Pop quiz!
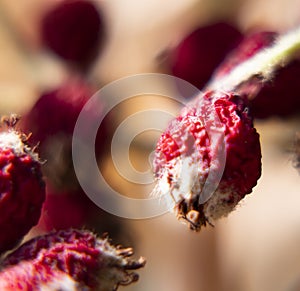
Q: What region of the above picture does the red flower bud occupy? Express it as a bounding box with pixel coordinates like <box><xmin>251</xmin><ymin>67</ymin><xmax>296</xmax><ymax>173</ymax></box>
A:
<box><xmin>0</xmin><ymin>116</ymin><xmax>45</xmax><ymax>254</ymax></box>
<box><xmin>153</xmin><ymin>91</ymin><xmax>261</xmax><ymax>230</ymax></box>
<box><xmin>0</xmin><ymin>229</ymin><xmax>146</xmax><ymax>290</ymax></box>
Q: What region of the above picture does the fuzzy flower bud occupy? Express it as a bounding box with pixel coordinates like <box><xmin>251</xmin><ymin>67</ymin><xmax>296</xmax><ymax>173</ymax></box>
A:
<box><xmin>41</xmin><ymin>0</ymin><xmax>105</xmax><ymax>71</ymax></box>
<box><xmin>21</xmin><ymin>78</ymin><xmax>108</xmax><ymax>190</ymax></box>
<box><xmin>153</xmin><ymin>91</ymin><xmax>261</xmax><ymax>230</ymax></box>
<box><xmin>0</xmin><ymin>115</ymin><xmax>45</xmax><ymax>254</ymax></box>
<box><xmin>0</xmin><ymin>229</ymin><xmax>146</xmax><ymax>290</ymax></box>
<box><xmin>170</xmin><ymin>22</ymin><xmax>242</xmax><ymax>90</ymax></box>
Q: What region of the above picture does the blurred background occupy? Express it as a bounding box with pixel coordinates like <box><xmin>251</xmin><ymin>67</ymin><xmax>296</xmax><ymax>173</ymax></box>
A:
<box><xmin>0</xmin><ymin>0</ymin><xmax>300</xmax><ymax>290</ymax></box>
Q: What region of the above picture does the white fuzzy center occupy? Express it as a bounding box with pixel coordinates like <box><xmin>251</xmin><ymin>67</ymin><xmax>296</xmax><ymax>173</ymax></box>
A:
<box><xmin>152</xmin><ymin>156</ymin><xmax>201</xmax><ymax>211</ymax></box>
<box><xmin>0</xmin><ymin>131</ymin><xmax>24</xmax><ymax>155</ymax></box>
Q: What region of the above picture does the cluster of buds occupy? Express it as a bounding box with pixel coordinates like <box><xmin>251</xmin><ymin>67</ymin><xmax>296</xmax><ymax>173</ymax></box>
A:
<box><xmin>168</xmin><ymin>22</ymin><xmax>300</xmax><ymax>118</ymax></box>
<box><xmin>0</xmin><ymin>116</ymin><xmax>145</xmax><ymax>290</ymax></box>
<box><xmin>153</xmin><ymin>24</ymin><xmax>300</xmax><ymax>230</ymax></box>
<box><xmin>20</xmin><ymin>0</ymin><xmax>118</xmax><ymax>237</ymax></box>
<box><xmin>0</xmin><ymin>4</ymin><xmax>145</xmax><ymax>288</ymax></box>
<box><xmin>1</xmin><ymin>2</ymin><xmax>300</xmax><ymax>288</ymax></box>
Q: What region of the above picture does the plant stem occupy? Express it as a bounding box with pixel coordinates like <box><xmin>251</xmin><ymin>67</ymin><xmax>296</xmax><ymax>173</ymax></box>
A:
<box><xmin>207</xmin><ymin>26</ymin><xmax>300</xmax><ymax>92</ymax></box>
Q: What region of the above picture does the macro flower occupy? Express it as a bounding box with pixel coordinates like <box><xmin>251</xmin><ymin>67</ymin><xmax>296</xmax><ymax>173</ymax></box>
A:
<box><xmin>153</xmin><ymin>91</ymin><xmax>261</xmax><ymax>230</ymax></box>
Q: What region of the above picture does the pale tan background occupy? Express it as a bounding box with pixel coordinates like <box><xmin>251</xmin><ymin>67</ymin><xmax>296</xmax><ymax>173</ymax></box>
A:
<box><xmin>0</xmin><ymin>1</ymin><xmax>300</xmax><ymax>291</ymax></box>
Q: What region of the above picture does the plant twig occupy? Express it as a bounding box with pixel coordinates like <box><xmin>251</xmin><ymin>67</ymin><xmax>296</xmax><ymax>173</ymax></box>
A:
<box><xmin>207</xmin><ymin>26</ymin><xmax>300</xmax><ymax>92</ymax></box>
